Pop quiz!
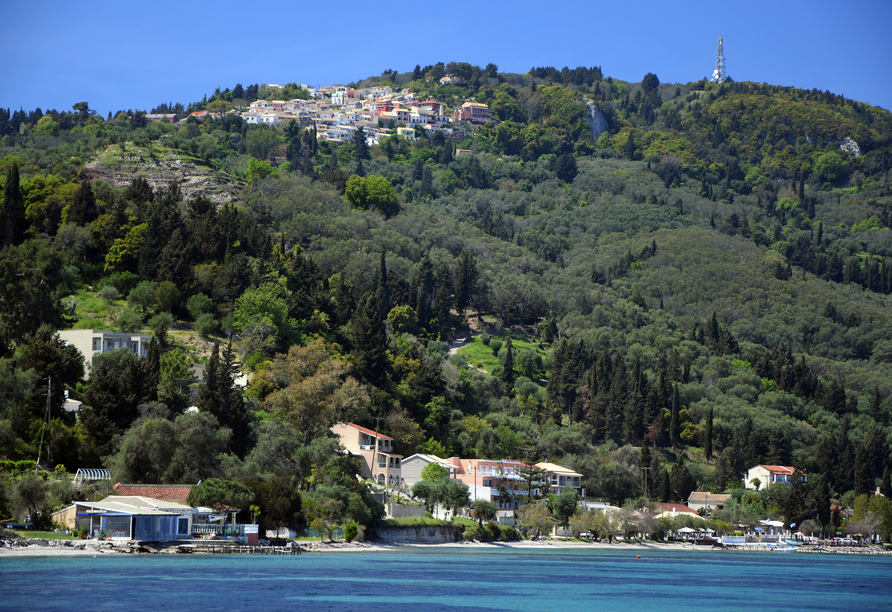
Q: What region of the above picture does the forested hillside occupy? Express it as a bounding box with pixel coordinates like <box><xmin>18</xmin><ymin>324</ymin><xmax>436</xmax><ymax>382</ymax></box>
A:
<box><xmin>1</xmin><ymin>62</ymin><xmax>891</xmax><ymax>536</ymax></box>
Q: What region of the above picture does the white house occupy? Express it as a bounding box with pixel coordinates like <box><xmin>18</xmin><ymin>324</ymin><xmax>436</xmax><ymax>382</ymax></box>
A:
<box><xmin>401</xmin><ymin>453</ymin><xmax>459</xmax><ymax>488</ymax></box>
<box><xmin>57</xmin><ymin>329</ymin><xmax>150</xmax><ymax>378</ymax></box>
<box><xmin>745</xmin><ymin>465</ymin><xmax>802</xmax><ymax>490</ymax></box>
<box><xmin>535</xmin><ymin>462</ymin><xmax>583</xmax><ymax>496</ymax></box>
<box><xmin>687</xmin><ymin>492</ymin><xmax>731</xmax><ymax>513</ymax></box>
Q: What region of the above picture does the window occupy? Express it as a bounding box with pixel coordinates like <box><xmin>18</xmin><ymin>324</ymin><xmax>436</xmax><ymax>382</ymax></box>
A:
<box><xmin>379</xmin><ymin>456</ymin><xmax>386</xmax><ymax>467</ymax></box>
<box><xmin>178</xmin><ymin>517</ymin><xmax>190</xmax><ymax>535</ymax></box>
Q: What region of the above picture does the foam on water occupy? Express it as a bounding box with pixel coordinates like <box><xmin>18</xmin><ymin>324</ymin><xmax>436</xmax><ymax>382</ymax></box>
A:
<box><xmin>2</xmin><ymin>548</ymin><xmax>890</xmax><ymax>611</ymax></box>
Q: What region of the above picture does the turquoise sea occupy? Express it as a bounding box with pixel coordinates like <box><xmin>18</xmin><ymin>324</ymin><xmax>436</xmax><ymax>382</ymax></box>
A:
<box><xmin>1</xmin><ymin>548</ymin><xmax>890</xmax><ymax>611</ymax></box>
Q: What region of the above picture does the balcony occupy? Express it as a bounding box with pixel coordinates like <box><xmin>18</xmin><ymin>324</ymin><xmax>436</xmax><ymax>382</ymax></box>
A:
<box><xmin>192</xmin><ymin>524</ymin><xmax>245</xmax><ymax>538</ymax></box>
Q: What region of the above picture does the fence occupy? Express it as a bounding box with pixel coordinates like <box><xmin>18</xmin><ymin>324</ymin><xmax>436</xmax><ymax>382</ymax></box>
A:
<box><xmin>192</xmin><ymin>524</ymin><xmax>245</xmax><ymax>537</ymax></box>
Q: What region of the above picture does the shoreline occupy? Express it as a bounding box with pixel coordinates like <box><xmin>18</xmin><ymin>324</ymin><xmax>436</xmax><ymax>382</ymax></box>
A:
<box><xmin>2</xmin><ymin>537</ymin><xmax>887</xmax><ymax>558</ymax></box>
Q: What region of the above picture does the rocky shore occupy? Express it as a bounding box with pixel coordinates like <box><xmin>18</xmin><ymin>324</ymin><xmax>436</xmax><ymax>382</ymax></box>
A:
<box><xmin>2</xmin><ymin>534</ymin><xmax>888</xmax><ymax>557</ymax></box>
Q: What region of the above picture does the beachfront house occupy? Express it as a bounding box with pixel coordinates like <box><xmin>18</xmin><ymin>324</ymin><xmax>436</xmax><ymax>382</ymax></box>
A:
<box><xmin>686</xmin><ymin>492</ymin><xmax>731</xmax><ymax>514</ymax></box>
<box><xmin>535</xmin><ymin>462</ymin><xmax>583</xmax><ymax>497</ymax></box>
<box><xmin>52</xmin><ymin>496</ymin><xmax>193</xmax><ymax>541</ymax></box>
<box><xmin>401</xmin><ymin>454</ymin><xmax>459</xmax><ymax>488</ymax></box>
<box><xmin>331</xmin><ymin>422</ymin><xmax>403</xmax><ymax>487</ymax></box>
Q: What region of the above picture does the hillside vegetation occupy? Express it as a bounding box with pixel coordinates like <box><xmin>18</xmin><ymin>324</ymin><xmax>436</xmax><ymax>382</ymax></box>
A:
<box><xmin>1</xmin><ymin>62</ymin><xmax>891</xmax><ymax>537</ymax></box>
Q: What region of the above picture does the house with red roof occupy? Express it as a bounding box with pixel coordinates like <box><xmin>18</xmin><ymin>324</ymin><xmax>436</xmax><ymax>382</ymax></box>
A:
<box><xmin>331</xmin><ymin>422</ymin><xmax>402</xmax><ymax>487</ymax></box>
<box><xmin>745</xmin><ymin>465</ymin><xmax>804</xmax><ymax>490</ymax></box>
<box><xmin>113</xmin><ymin>483</ymin><xmax>194</xmax><ymax>503</ymax></box>
<box><xmin>653</xmin><ymin>502</ymin><xmax>700</xmax><ymax>518</ymax></box>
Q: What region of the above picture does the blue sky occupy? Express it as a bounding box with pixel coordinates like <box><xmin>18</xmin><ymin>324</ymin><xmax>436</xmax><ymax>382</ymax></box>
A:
<box><xmin>2</xmin><ymin>0</ymin><xmax>891</xmax><ymax>115</ymax></box>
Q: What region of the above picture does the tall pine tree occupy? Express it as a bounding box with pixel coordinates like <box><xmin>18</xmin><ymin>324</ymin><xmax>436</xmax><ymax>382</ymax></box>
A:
<box><xmin>196</xmin><ymin>341</ymin><xmax>251</xmax><ymax>457</ymax></box>
<box><xmin>1</xmin><ymin>162</ymin><xmax>23</xmax><ymax>247</ymax></box>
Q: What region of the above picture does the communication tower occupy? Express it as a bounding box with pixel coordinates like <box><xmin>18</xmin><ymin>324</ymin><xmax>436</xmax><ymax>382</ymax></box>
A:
<box><xmin>712</xmin><ymin>35</ymin><xmax>727</xmax><ymax>83</ymax></box>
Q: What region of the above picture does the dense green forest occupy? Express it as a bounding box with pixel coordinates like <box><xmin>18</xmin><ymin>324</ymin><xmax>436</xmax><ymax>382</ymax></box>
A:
<box><xmin>1</xmin><ymin>62</ymin><xmax>891</xmax><ymax>538</ymax></box>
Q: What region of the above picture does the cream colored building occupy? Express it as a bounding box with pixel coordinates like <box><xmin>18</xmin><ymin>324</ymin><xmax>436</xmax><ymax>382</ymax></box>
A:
<box><xmin>535</xmin><ymin>462</ymin><xmax>583</xmax><ymax>496</ymax></box>
<box><xmin>331</xmin><ymin>422</ymin><xmax>402</xmax><ymax>487</ymax></box>
<box><xmin>57</xmin><ymin>329</ymin><xmax>150</xmax><ymax>378</ymax></box>
<box><xmin>745</xmin><ymin>465</ymin><xmax>802</xmax><ymax>490</ymax></box>
<box><xmin>687</xmin><ymin>492</ymin><xmax>731</xmax><ymax>513</ymax></box>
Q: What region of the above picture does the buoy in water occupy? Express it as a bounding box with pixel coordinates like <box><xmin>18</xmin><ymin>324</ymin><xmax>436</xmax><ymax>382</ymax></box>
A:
<box><xmin>636</xmin><ymin>555</ymin><xmax>641</xmax><ymax>558</ymax></box>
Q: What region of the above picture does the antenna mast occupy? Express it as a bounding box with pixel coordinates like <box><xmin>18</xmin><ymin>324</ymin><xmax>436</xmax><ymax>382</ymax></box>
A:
<box><xmin>36</xmin><ymin>375</ymin><xmax>51</xmax><ymax>474</ymax></box>
<box><xmin>712</xmin><ymin>35</ymin><xmax>727</xmax><ymax>83</ymax></box>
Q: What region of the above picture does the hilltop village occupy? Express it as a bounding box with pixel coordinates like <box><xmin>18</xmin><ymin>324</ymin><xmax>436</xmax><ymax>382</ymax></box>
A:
<box><xmin>148</xmin><ymin>78</ymin><xmax>489</xmax><ymax>147</ymax></box>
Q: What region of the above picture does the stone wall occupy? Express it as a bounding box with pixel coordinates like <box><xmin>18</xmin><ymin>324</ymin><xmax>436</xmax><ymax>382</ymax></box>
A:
<box><xmin>386</xmin><ymin>504</ymin><xmax>426</xmax><ymax>518</ymax></box>
<box><xmin>374</xmin><ymin>525</ymin><xmax>462</xmax><ymax>544</ymax></box>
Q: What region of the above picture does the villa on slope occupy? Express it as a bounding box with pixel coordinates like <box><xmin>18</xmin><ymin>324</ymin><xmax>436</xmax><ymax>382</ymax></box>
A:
<box><xmin>745</xmin><ymin>465</ymin><xmax>804</xmax><ymax>490</ymax></box>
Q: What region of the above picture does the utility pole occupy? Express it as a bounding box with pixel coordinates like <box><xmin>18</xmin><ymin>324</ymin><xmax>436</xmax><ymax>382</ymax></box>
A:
<box><xmin>371</xmin><ymin>415</ymin><xmax>384</xmax><ymax>498</ymax></box>
<box><xmin>36</xmin><ymin>376</ymin><xmax>51</xmax><ymax>475</ymax></box>
<box><xmin>642</xmin><ymin>467</ymin><xmax>651</xmax><ymax>512</ymax></box>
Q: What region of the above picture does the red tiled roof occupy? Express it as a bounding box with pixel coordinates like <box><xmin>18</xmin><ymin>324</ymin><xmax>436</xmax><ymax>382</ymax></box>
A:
<box><xmin>758</xmin><ymin>465</ymin><xmax>797</xmax><ymax>475</ymax></box>
<box><xmin>113</xmin><ymin>483</ymin><xmax>194</xmax><ymax>500</ymax></box>
<box><xmin>378</xmin><ymin>451</ymin><xmax>404</xmax><ymax>458</ymax></box>
<box><xmin>343</xmin><ymin>423</ymin><xmax>393</xmax><ymax>440</ymax></box>
<box><xmin>654</xmin><ymin>502</ymin><xmax>699</xmax><ymax>515</ymax></box>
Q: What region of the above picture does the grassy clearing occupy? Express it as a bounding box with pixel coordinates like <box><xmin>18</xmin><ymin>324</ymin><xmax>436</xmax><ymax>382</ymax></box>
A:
<box><xmin>458</xmin><ymin>329</ymin><xmax>551</xmax><ymax>375</ymax></box>
<box><xmin>16</xmin><ymin>531</ymin><xmax>78</xmax><ymax>540</ymax></box>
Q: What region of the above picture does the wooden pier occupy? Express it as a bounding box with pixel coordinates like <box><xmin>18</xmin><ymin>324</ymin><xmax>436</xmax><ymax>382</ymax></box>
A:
<box><xmin>185</xmin><ymin>543</ymin><xmax>304</xmax><ymax>555</ymax></box>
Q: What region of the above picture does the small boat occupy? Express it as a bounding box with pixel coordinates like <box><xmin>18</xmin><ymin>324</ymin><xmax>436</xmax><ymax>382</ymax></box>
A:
<box><xmin>772</xmin><ymin>545</ymin><xmax>798</xmax><ymax>552</ymax></box>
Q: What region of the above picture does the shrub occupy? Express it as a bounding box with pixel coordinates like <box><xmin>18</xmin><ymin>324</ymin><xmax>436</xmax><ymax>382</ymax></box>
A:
<box><xmin>127</xmin><ymin>281</ymin><xmax>156</xmax><ymax>315</ymax></box>
<box><xmin>194</xmin><ymin>313</ymin><xmax>219</xmax><ymax>339</ymax></box>
<box><xmin>186</xmin><ymin>292</ymin><xmax>215</xmax><ymax>321</ymax></box>
<box><xmin>117</xmin><ymin>310</ymin><xmax>143</xmax><ymax>332</ymax></box>
<box><xmin>148</xmin><ymin>312</ymin><xmax>174</xmax><ymax>345</ymax></box>
<box><xmin>104</xmin><ymin>271</ymin><xmax>140</xmax><ymax>296</ymax></box>
<box><xmin>344</xmin><ymin>522</ymin><xmax>358</xmax><ymax>542</ymax></box>
<box><xmin>489</xmin><ymin>338</ymin><xmax>503</xmax><ymax>356</ymax></box>
<box><xmin>99</xmin><ymin>285</ymin><xmax>119</xmax><ymax>302</ymax></box>
<box><xmin>155</xmin><ymin>281</ymin><xmax>181</xmax><ymax>314</ymax></box>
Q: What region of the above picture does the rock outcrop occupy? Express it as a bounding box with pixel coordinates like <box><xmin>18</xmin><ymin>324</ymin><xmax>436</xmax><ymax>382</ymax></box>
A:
<box><xmin>585</xmin><ymin>100</ymin><xmax>609</xmax><ymax>141</ymax></box>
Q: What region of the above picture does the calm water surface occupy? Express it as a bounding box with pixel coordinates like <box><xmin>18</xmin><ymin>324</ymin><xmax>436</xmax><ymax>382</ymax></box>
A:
<box><xmin>1</xmin><ymin>548</ymin><xmax>890</xmax><ymax>611</ymax></box>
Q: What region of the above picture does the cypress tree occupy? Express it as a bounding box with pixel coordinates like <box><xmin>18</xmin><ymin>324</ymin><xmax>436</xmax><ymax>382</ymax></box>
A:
<box><xmin>454</xmin><ymin>250</ymin><xmax>478</xmax><ymax>315</ymax></box>
<box><xmin>350</xmin><ymin>292</ymin><xmax>388</xmax><ymax>386</ymax></box>
<box><xmin>68</xmin><ymin>180</ymin><xmax>98</xmax><ymax>226</ymax></box>
<box><xmin>880</xmin><ymin>465</ymin><xmax>892</xmax><ymax>499</ymax></box>
<box><xmin>704</xmin><ymin>407</ymin><xmax>714</xmax><ymax>463</ymax></box>
<box><xmin>853</xmin><ymin>445</ymin><xmax>871</xmax><ymax>497</ymax></box>
<box><xmin>658</xmin><ymin>468</ymin><xmax>671</xmax><ymax>503</ymax></box>
<box><xmin>1</xmin><ymin>162</ymin><xmax>23</xmax><ymax>247</ymax></box>
<box><xmin>500</xmin><ymin>338</ymin><xmax>516</xmax><ymax>392</ymax></box>
<box><xmin>669</xmin><ymin>383</ymin><xmax>680</xmax><ymax>446</ymax></box>
<box><xmin>196</xmin><ymin>341</ymin><xmax>250</xmax><ymax>457</ymax></box>
<box><xmin>352</xmin><ymin>126</ymin><xmax>370</xmax><ymax>161</ymax></box>
<box><xmin>143</xmin><ymin>337</ymin><xmax>161</xmax><ymax>403</ymax></box>
<box><xmin>375</xmin><ymin>250</ymin><xmax>389</xmax><ymax>315</ymax></box>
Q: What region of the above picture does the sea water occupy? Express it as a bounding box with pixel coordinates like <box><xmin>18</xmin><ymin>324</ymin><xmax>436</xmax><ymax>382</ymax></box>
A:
<box><xmin>1</xmin><ymin>548</ymin><xmax>890</xmax><ymax>611</ymax></box>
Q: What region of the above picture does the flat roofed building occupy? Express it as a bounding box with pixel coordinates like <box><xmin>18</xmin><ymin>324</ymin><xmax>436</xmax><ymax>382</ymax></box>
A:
<box><xmin>57</xmin><ymin>329</ymin><xmax>150</xmax><ymax>378</ymax></box>
<box><xmin>535</xmin><ymin>462</ymin><xmax>583</xmax><ymax>496</ymax></box>
<box><xmin>52</xmin><ymin>495</ymin><xmax>193</xmax><ymax>541</ymax></box>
